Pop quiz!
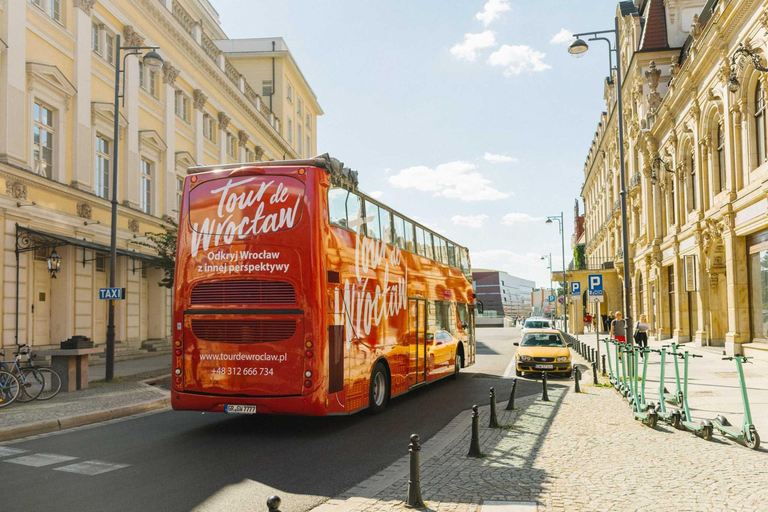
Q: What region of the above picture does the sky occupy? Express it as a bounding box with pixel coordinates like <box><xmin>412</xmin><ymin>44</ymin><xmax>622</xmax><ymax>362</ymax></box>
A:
<box><xmin>214</xmin><ymin>0</ymin><xmax>621</xmax><ymax>289</ymax></box>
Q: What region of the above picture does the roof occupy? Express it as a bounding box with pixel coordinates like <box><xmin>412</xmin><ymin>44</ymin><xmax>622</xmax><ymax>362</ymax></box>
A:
<box><xmin>619</xmin><ymin>1</ymin><xmax>639</xmax><ymax>17</ymax></box>
<box><xmin>639</xmin><ymin>0</ymin><xmax>669</xmax><ymax>50</ymax></box>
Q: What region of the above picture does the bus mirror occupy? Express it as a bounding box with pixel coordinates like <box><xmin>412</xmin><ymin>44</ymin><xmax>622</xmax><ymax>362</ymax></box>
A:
<box><xmin>513</xmin><ymin>342</ymin><xmax>519</xmax><ymax>346</ymax></box>
<box><xmin>476</xmin><ymin>301</ymin><xmax>484</xmax><ymax>315</ymax></box>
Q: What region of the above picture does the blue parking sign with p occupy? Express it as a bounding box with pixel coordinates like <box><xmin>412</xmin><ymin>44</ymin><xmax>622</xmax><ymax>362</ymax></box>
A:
<box><xmin>571</xmin><ymin>282</ymin><xmax>581</xmax><ymax>296</ymax></box>
<box><xmin>588</xmin><ymin>274</ymin><xmax>603</xmax><ymax>295</ymax></box>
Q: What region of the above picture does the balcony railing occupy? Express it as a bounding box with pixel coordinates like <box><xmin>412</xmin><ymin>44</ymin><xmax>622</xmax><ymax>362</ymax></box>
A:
<box><xmin>169</xmin><ymin>0</ymin><xmax>283</xmax><ymax>139</ymax></box>
<box><xmin>629</xmin><ymin>172</ymin><xmax>641</xmax><ymax>190</ymax></box>
<box><xmin>575</xmin><ymin>257</ymin><xmax>614</xmax><ymax>271</ymax></box>
<box><xmin>613</xmin><ymin>198</ymin><xmax>621</xmax><ymax>214</ymax></box>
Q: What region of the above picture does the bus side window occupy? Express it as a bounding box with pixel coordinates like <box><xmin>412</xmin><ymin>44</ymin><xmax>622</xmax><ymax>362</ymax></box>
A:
<box><xmin>364</xmin><ymin>200</ymin><xmax>382</xmax><ymax>241</ymax></box>
<box><xmin>328</xmin><ymin>187</ymin><xmax>348</xmax><ymax>229</ymax></box>
<box><xmin>381</xmin><ymin>208</ymin><xmax>394</xmax><ymax>245</ymax></box>
<box><xmin>415</xmin><ymin>226</ymin><xmax>427</xmax><ymax>257</ymax></box>
<box><xmin>456</xmin><ymin>248</ymin><xmax>463</xmax><ymax>271</ymax></box>
<box><xmin>393</xmin><ymin>214</ymin><xmax>406</xmax><ymax>250</ymax></box>
<box><xmin>403</xmin><ymin>219</ymin><xmax>415</xmax><ymax>252</ymax></box>
<box><xmin>457</xmin><ymin>303</ymin><xmax>469</xmax><ymax>332</ymax></box>
<box><xmin>424</xmin><ymin>232</ymin><xmax>435</xmax><ymax>260</ymax></box>
<box><xmin>434</xmin><ymin>237</ymin><xmax>446</xmax><ymax>264</ymax></box>
<box><xmin>347</xmin><ymin>192</ymin><xmax>365</xmax><ymax>236</ymax></box>
<box><xmin>447</xmin><ymin>242</ymin><xmax>456</xmax><ymax>267</ymax></box>
<box><xmin>460</xmin><ymin>248</ymin><xmax>472</xmax><ymax>278</ymax></box>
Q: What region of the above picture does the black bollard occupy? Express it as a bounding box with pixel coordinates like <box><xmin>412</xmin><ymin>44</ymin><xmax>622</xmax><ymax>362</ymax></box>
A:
<box><xmin>506</xmin><ymin>378</ymin><xmax>517</xmax><ymax>411</ymax></box>
<box><xmin>489</xmin><ymin>387</ymin><xmax>500</xmax><ymax>428</ymax></box>
<box><xmin>267</xmin><ymin>496</ymin><xmax>281</xmax><ymax>512</ymax></box>
<box><xmin>592</xmin><ymin>362</ymin><xmax>598</xmax><ymax>385</ymax></box>
<box><xmin>592</xmin><ymin>347</ymin><xmax>596</xmax><ymax>363</ymax></box>
<box><xmin>602</xmin><ymin>354</ymin><xmax>607</xmax><ymax>376</ymax></box>
<box><xmin>574</xmin><ymin>366</ymin><xmax>581</xmax><ymax>393</ymax></box>
<box><xmin>405</xmin><ymin>434</ymin><xmax>425</xmax><ymax>508</ymax></box>
<box><xmin>542</xmin><ymin>371</ymin><xmax>549</xmax><ymax>401</ymax></box>
<box><xmin>468</xmin><ymin>405</ymin><xmax>482</xmax><ymax>457</ymax></box>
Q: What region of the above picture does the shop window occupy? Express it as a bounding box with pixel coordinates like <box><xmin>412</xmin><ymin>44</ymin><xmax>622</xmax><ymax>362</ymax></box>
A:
<box><xmin>749</xmin><ymin>248</ymin><xmax>768</xmax><ymax>339</ymax></box>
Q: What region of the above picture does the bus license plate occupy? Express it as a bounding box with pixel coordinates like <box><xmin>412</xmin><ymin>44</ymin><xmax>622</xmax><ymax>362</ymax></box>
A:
<box><xmin>535</xmin><ymin>364</ymin><xmax>554</xmax><ymax>370</ymax></box>
<box><xmin>225</xmin><ymin>405</ymin><xmax>257</xmax><ymax>414</ymax></box>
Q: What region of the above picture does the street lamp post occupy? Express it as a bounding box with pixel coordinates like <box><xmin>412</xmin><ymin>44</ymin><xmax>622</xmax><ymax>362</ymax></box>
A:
<box><xmin>568</xmin><ymin>18</ymin><xmax>633</xmax><ymax>344</ymax></box>
<box><xmin>546</xmin><ymin>213</ymin><xmax>567</xmax><ymax>333</ymax></box>
<box><xmin>106</xmin><ymin>35</ymin><xmax>163</xmax><ymax>381</ymax></box>
<box><xmin>541</xmin><ymin>253</ymin><xmax>553</xmax><ymax>318</ymax></box>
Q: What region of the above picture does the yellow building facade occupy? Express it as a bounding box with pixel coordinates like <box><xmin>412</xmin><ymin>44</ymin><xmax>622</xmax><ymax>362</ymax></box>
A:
<box><xmin>0</xmin><ymin>0</ymin><xmax>321</xmax><ymax>356</ymax></box>
<box><xmin>575</xmin><ymin>0</ymin><xmax>768</xmax><ymax>358</ymax></box>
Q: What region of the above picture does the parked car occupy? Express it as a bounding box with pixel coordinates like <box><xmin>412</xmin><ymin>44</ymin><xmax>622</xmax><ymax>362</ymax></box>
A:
<box><xmin>521</xmin><ymin>317</ymin><xmax>552</xmax><ymax>338</ymax></box>
<box><xmin>514</xmin><ymin>329</ymin><xmax>572</xmax><ymax>378</ymax></box>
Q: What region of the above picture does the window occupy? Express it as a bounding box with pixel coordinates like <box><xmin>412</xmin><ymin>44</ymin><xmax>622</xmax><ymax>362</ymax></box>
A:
<box><xmin>139</xmin><ymin>61</ymin><xmax>145</xmax><ymax>89</ymax></box>
<box><xmin>638</xmin><ymin>273</ymin><xmax>644</xmax><ymax>316</ymax></box>
<box><xmin>297</xmin><ymin>99</ymin><xmax>303</xmax><ymax>118</ymax></box>
<box><xmin>92</xmin><ymin>23</ymin><xmax>101</xmax><ymax>54</ymax></box>
<box><xmin>140</xmin><ymin>159</ymin><xmax>152</xmax><ymax>214</ymax></box>
<box><xmin>415</xmin><ymin>226</ymin><xmax>427</xmax><ymax>256</ymax></box>
<box><xmin>95</xmin><ymin>253</ymin><xmax>107</xmax><ymax>273</ymax></box>
<box><xmin>306</xmin><ymin>113</ymin><xmax>311</xmax><ymax>130</ymax></box>
<box><xmin>447</xmin><ymin>242</ymin><xmax>456</xmax><ymax>267</ymax></box>
<box><xmin>403</xmin><ymin>219</ymin><xmax>415</xmax><ymax>252</ymax></box>
<box><xmin>176</xmin><ymin>176</ymin><xmax>183</xmax><ymax>212</ymax></box>
<box><xmin>287</xmin><ymin>119</ymin><xmax>293</xmax><ymax>143</ymax></box>
<box><xmin>227</xmin><ymin>133</ymin><xmax>237</xmax><ymax>157</ymax></box>
<box><xmin>306</xmin><ymin>136</ymin><xmax>311</xmax><ymax>158</ymax></box>
<box><xmin>297</xmin><ymin>125</ymin><xmax>303</xmax><ymax>154</ymax></box>
<box><xmin>203</xmin><ymin>114</ymin><xmax>216</xmax><ymax>142</ymax></box>
<box><xmin>459</xmin><ymin>247</ymin><xmax>471</xmax><ymax>277</ymax></box>
<box><xmin>175</xmin><ymin>91</ymin><xmax>189</xmax><ymax>122</ymax></box>
<box><xmin>749</xmin><ymin>247</ymin><xmax>768</xmax><ymax>339</ymax></box>
<box><xmin>105</xmin><ymin>33</ymin><xmax>114</xmax><ymax>65</ymax></box>
<box><xmin>287</xmin><ymin>83</ymin><xmax>293</xmax><ymax>102</ymax></box>
<box><xmin>33</xmin><ymin>101</ymin><xmax>54</xmax><ymax>178</ymax></box>
<box><xmin>434</xmin><ymin>237</ymin><xmax>446</xmax><ymax>264</ymax></box>
<box><xmin>328</xmin><ymin>187</ymin><xmax>348</xmax><ymax>229</ymax></box>
<box><xmin>717</xmin><ymin>123</ymin><xmax>726</xmax><ymax>193</ymax></box>
<box><xmin>148</xmin><ymin>70</ymin><xmax>157</xmax><ymax>97</ymax></box>
<box><xmin>757</xmin><ymin>81</ymin><xmax>767</xmax><ymax>166</ymax></box>
<box><xmin>94</xmin><ymin>134</ymin><xmax>110</xmax><ymax>199</ymax></box>
<box><xmin>50</xmin><ymin>0</ymin><xmax>61</xmax><ymax>22</ymax></box>
<box><xmin>262</xmin><ymin>80</ymin><xmax>273</xmax><ymax>97</ymax></box>
<box><xmin>364</xmin><ymin>200</ymin><xmax>384</xmax><ymax>241</ymax></box>
<box><xmin>29</xmin><ymin>0</ymin><xmax>42</xmax><ymax>7</ymax></box>
<box><xmin>393</xmin><ymin>215</ymin><xmax>406</xmax><ymax>249</ymax></box>
<box><xmin>245</xmin><ymin>148</ymin><xmax>255</xmax><ymax>162</ymax></box>
<box><xmin>690</xmin><ymin>152</ymin><xmax>697</xmax><ymax>211</ymax></box>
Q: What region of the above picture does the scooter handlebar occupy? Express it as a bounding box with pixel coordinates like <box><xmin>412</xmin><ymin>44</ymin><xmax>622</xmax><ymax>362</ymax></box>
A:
<box><xmin>691</xmin><ymin>354</ymin><xmax>703</xmax><ymax>358</ymax></box>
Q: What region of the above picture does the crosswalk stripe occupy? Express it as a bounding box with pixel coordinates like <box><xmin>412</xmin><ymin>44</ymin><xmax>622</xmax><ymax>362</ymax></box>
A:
<box><xmin>0</xmin><ymin>447</ymin><xmax>29</xmax><ymax>458</ymax></box>
<box><xmin>4</xmin><ymin>453</ymin><xmax>77</xmax><ymax>467</ymax></box>
<box><xmin>54</xmin><ymin>460</ymin><xmax>130</xmax><ymax>476</ymax></box>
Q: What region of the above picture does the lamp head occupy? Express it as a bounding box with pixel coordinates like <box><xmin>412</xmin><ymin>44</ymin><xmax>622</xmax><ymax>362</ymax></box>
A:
<box><xmin>142</xmin><ymin>50</ymin><xmax>164</xmax><ymax>72</ymax></box>
<box><xmin>568</xmin><ymin>38</ymin><xmax>589</xmax><ymax>58</ymax></box>
<box><xmin>545</xmin><ymin>218</ymin><xmax>553</xmax><ymax>224</ymax></box>
<box><xmin>728</xmin><ymin>73</ymin><xmax>741</xmax><ymax>93</ymax></box>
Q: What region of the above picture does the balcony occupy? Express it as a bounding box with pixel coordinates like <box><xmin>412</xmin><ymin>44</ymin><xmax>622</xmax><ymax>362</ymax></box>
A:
<box><xmin>574</xmin><ymin>257</ymin><xmax>614</xmax><ymax>271</ymax></box>
<box><xmin>170</xmin><ymin>0</ymin><xmax>282</xmax><ymax>136</ymax></box>
<box><xmin>629</xmin><ymin>172</ymin><xmax>641</xmax><ymax>192</ymax></box>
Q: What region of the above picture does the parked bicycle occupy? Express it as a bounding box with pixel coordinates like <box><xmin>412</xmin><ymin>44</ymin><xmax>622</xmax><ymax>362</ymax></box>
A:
<box><xmin>0</xmin><ymin>344</ymin><xmax>61</xmax><ymax>402</ymax></box>
<box><xmin>0</xmin><ymin>369</ymin><xmax>20</xmax><ymax>407</ymax></box>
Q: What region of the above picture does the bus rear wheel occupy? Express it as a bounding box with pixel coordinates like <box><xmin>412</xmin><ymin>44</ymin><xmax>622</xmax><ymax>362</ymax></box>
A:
<box><xmin>368</xmin><ymin>363</ymin><xmax>389</xmax><ymax>414</ymax></box>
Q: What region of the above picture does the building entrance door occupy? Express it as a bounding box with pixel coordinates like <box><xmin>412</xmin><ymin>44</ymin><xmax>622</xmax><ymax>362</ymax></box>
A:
<box><xmin>408</xmin><ymin>298</ymin><xmax>427</xmax><ymax>387</ymax></box>
<box><xmin>32</xmin><ymin>260</ymin><xmax>51</xmax><ymax>346</ymax></box>
<box><xmin>140</xmin><ymin>269</ymin><xmax>148</xmax><ymax>341</ymax></box>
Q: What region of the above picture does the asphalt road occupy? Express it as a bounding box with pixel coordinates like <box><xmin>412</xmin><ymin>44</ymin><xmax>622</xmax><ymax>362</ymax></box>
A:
<box><xmin>0</xmin><ymin>327</ymin><xmax>558</xmax><ymax>512</ymax></box>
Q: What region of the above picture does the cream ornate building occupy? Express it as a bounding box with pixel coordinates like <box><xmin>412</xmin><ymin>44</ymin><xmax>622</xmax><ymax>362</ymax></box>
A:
<box><xmin>570</xmin><ymin>0</ymin><xmax>768</xmax><ymax>358</ymax></box>
<box><xmin>0</xmin><ymin>0</ymin><xmax>322</xmax><ymax>356</ymax></box>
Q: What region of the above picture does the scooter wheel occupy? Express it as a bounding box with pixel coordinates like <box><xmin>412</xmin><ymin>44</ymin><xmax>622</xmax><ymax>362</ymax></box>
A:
<box><xmin>672</xmin><ymin>413</ymin><xmax>682</xmax><ymax>430</ymax></box>
<box><xmin>746</xmin><ymin>430</ymin><xmax>761</xmax><ymax>450</ymax></box>
<box><xmin>701</xmin><ymin>422</ymin><xmax>713</xmax><ymax>441</ymax></box>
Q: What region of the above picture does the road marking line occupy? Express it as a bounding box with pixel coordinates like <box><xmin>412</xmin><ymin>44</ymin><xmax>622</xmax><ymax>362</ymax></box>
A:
<box><xmin>0</xmin><ymin>447</ymin><xmax>28</xmax><ymax>458</ymax></box>
<box><xmin>4</xmin><ymin>453</ymin><xmax>77</xmax><ymax>467</ymax></box>
<box><xmin>54</xmin><ymin>460</ymin><xmax>129</xmax><ymax>476</ymax></box>
<box><xmin>503</xmin><ymin>356</ymin><xmax>517</xmax><ymax>379</ymax></box>
<box><xmin>481</xmin><ymin>501</ymin><xmax>538</xmax><ymax>511</ymax></box>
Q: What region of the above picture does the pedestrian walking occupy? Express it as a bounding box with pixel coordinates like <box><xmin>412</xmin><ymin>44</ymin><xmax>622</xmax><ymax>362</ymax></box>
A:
<box><xmin>634</xmin><ymin>314</ymin><xmax>649</xmax><ymax>355</ymax></box>
<box><xmin>610</xmin><ymin>311</ymin><xmax>626</xmax><ymax>344</ymax></box>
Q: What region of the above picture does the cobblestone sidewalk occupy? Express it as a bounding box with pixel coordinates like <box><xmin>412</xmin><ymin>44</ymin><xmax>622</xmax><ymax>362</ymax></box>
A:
<box><xmin>315</xmin><ymin>362</ymin><xmax>768</xmax><ymax>511</ymax></box>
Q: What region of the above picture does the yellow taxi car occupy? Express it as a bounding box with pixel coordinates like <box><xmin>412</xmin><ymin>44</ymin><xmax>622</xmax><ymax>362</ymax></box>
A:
<box><xmin>514</xmin><ymin>329</ymin><xmax>572</xmax><ymax>378</ymax></box>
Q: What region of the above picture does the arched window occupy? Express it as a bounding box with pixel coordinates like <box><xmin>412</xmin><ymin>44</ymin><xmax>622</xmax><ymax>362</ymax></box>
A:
<box><xmin>690</xmin><ymin>152</ymin><xmax>697</xmax><ymax>211</ymax></box>
<box><xmin>717</xmin><ymin>123</ymin><xmax>726</xmax><ymax>193</ymax></box>
<box><xmin>756</xmin><ymin>81</ymin><xmax>767</xmax><ymax>166</ymax></box>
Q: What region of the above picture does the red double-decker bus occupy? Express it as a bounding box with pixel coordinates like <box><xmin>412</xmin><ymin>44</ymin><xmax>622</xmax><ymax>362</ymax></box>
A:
<box><xmin>171</xmin><ymin>155</ymin><xmax>476</xmax><ymax>416</ymax></box>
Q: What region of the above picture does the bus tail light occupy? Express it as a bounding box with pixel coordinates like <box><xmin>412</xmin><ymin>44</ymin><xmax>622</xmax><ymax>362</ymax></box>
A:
<box><xmin>175</xmin><ymin>349</ymin><xmax>182</xmax><ymax>356</ymax></box>
<box><xmin>305</xmin><ymin>350</ymin><xmax>314</xmax><ymax>358</ymax></box>
<box><xmin>304</xmin><ymin>379</ymin><xmax>312</xmax><ymax>388</ymax></box>
<box><xmin>175</xmin><ymin>377</ymin><xmax>181</xmax><ymax>385</ymax></box>
<box><xmin>304</xmin><ymin>370</ymin><xmax>312</xmax><ymax>378</ymax></box>
<box><xmin>305</xmin><ymin>340</ymin><xmax>313</xmax><ymax>348</ymax></box>
<box><xmin>175</xmin><ymin>368</ymin><xmax>182</xmax><ymax>376</ymax></box>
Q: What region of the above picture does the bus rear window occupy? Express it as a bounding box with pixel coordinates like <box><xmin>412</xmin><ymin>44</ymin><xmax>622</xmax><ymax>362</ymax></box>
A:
<box><xmin>188</xmin><ymin>175</ymin><xmax>304</xmax><ymax>236</ymax></box>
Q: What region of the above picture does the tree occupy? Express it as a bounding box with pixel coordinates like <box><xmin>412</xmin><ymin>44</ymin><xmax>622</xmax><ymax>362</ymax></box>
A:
<box><xmin>134</xmin><ymin>219</ymin><xmax>177</xmax><ymax>289</ymax></box>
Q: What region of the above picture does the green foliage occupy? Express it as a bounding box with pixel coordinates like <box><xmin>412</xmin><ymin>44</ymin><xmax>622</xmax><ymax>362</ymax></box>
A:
<box><xmin>574</xmin><ymin>245</ymin><xmax>586</xmax><ymax>270</ymax></box>
<box><xmin>134</xmin><ymin>219</ymin><xmax>178</xmax><ymax>289</ymax></box>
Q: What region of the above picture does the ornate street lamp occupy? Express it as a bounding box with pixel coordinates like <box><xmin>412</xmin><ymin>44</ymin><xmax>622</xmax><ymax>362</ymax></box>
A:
<box><xmin>650</xmin><ymin>156</ymin><xmax>675</xmax><ymax>185</ymax></box>
<box><xmin>727</xmin><ymin>43</ymin><xmax>768</xmax><ymax>93</ymax></box>
<box><xmin>47</xmin><ymin>248</ymin><xmax>61</xmax><ymax>279</ymax></box>
<box><xmin>106</xmin><ymin>36</ymin><xmax>163</xmax><ymax>381</ymax></box>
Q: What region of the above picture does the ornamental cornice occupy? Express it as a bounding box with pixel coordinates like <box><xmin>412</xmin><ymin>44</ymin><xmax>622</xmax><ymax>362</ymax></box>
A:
<box><xmin>123</xmin><ymin>25</ymin><xmax>144</xmax><ymax>47</ymax></box>
<box><xmin>162</xmin><ymin>61</ymin><xmax>180</xmax><ymax>86</ymax></box>
<box><xmin>193</xmin><ymin>89</ymin><xmax>207</xmax><ymax>110</ymax></box>
<box><xmin>218</xmin><ymin>111</ymin><xmax>231</xmax><ymax>130</ymax></box>
<box><xmin>238</xmin><ymin>130</ymin><xmax>249</xmax><ymax>146</ymax></box>
<box><xmin>133</xmin><ymin>0</ymin><xmax>297</xmax><ymax>159</ymax></box>
<box><xmin>74</xmin><ymin>0</ymin><xmax>96</xmax><ymax>15</ymax></box>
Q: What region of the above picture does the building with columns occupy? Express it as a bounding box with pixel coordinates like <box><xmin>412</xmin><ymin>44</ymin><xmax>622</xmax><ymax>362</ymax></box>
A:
<box><xmin>0</xmin><ymin>0</ymin><xmax>321</xmax><ymax>358</ymax></box>
<box><xmin>571</xmin><ymin>0</ymin><xmax>768</xmax><ymax>359</ymax></box>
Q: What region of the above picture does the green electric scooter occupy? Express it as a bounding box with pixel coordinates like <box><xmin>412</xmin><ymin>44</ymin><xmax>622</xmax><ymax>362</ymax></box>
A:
<box><xmin>648</xmin><ymin>347</ymin><xmax>682</xmax><ymax>429</ymax></box>
<box><xmin>617</xmin><ymin>343</ymin><xmax>631</xmax><ymax>398</ymax></box>
<box><xmin>628</xmin><ymin>345</ymin><xmax>658</xmax><ymax>427</ymax></box>
<box><xmin>677</xmin><ymin>351</ymin><xmax>714</xmax><ymax>440</ymax></box>
<box><xmin>604</xmin><ymin>338</ymin><xmax>616</xmax><ymax>387</ymax></box>
<box><xmin>712</xmin><ymin>356</ymin><xmax>760</xmax><ymax>450</ymax></box>
<box><xmin>662</xmin><ymin>343</ymin><xmax>684</xmax><ymax>407</ymax></box>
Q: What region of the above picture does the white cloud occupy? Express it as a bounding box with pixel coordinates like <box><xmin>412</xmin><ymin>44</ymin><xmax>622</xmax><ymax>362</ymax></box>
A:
<box><xmin>483</xmin><ymin>152</ymin><xmax>517</xmax><ymax>164</ymax></box>
<box><xmin>550</xmin><ymin>28</ymin><xmax>575</xmax><ymax>45</ymax></box>
<box><xmin>388</xmin><ymin>161</ymin><xmax>509</xmax><ymax>202</ymax></box>
<box><xmin>368</xmin><ymin>190</ymin><xmax>384</xmax><ymax>199</ymax></box>
<box><xmin>451</xmin><ymin>214</ymin><xmax>489</xmax><ymax>228</ymax></box>
<box><xmin>475</xmin><ymin>0</ymin><xmax>511</xmax><ymax>27</ymax></box>
<box><xmin>488</xmin><ymin>45</ymin><xmax>551</xmax><ymax>76</ymax></box>
<box><xmin>501</xmin><ymin>212</ymin><xmax>543</xmax><ymax>224</ymax></box>
<box><xmin>450</xmin><ymin>31</ymin><xmax>497</xmax><ymax>61</ymax></box>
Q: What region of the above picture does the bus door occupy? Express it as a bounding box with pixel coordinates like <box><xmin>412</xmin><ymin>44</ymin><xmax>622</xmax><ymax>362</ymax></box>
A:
<box><xmin>468</xmin><ymin>305</ymin><xmax>477</xmax><ymax>365</ymax></box>
<box><xmin>409</xmin><ymin>298</ymin><xmax>427</xmax><ymax>387</ymax></box>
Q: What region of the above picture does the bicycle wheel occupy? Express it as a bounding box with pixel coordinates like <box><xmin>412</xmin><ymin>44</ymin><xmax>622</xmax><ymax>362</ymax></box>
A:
<box><xmin>33</xmin><ymin>367</ymin><xmax>62</xmax><ymax>400</ymax></box>
<box><xmin>0</xmin><ymin>370</ymin><xmax>20</xmax><ymax>407</ymax></box>
<box><xmin>16</xmin><ymin>368</ymin><xmax>44</xmax><ymax>402</ymax></box>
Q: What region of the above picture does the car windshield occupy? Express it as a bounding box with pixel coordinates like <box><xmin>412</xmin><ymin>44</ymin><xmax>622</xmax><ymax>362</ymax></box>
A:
<box><xmin>524</xmin><ymin>320</ymin><xmax>549</xmax><ymax>329</ymax></box>
<box><xmin>522</xmin><ymin>333</ymin><xmax>565</xmax><ymax>347</ymax></box>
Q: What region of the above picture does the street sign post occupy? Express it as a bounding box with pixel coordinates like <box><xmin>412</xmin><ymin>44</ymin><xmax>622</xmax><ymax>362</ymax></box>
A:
<box><xmin>587</xmin><ymin>274</ymin><xmax>604</xmax><ymax>364</ymax></box>
<box><xmin>548</xmin><ymin>295</ymin><xmax>556</xmax><ymax>303</ymax></box>
<box><xmin>99</xmin><ymin>287</ymin><xmax>126</xmax><ymax>300</ymax></box>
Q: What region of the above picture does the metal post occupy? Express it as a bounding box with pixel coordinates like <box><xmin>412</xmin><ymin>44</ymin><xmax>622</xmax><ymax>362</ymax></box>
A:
<box><xmin>542</xmin><ymin>371</ymin><xmax>549</xmax><ymax>401</ymax></box>
<box><xmin>405</xmin><ymin>434</ymin><xmax>425</xmax><ymax>508</ymax></box>
<box><xmin>489</xmin><ymin>387</ymin><xmax>500</xmax><ymax>428</ymax></box>
<box><xmin>267</xmin><ymin>496</ymin><xmax>281</xmax><ymax>512</ymax></box>
<box><xmin>592</xmin><ymin>347</ymin><xmax>596</xmax><ymax>363</ymax></box>
<box><xmin>592</xmin><ymin>361</ymin><xmax>598</xmax><ymax>385</ymax></box>
<box><xmin>506</xmin><ymin>378</ymin><xmax>517</xmax><ymax>410</ymax></box>
<box><xmin>106</xmin><ymin>34</ymin><xmax>122</xmax><ymax>382</ymax></box>
<box><xmin>602</xmin><ymin>354</ymin><xmax>607</xmax><ymax>376</ymax></box>
<box><xmin>574</xmin><ymin>366</ymin><xmax>581</xmax><ymax>393</ymax></box>
<box><xmin>468</xmin><ymin>405</ymin><xmax>482</xmax><ymax>457</ymax></box>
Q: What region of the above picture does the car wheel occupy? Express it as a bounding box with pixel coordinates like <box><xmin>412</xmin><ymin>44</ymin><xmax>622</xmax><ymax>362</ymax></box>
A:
<box><xmin>368</xmin><ymin>363</ymin><xmax>389</xmax><ymax>414</ymax></box>
<box><xmin>451</xmin><ymin>352</ymin><xmax>462</xmax><ymax>380</ymax></box>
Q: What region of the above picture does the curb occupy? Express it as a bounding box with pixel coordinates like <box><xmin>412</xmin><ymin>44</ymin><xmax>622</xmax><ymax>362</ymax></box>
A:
<box><xmin>0</xmin><ymin>396</ymin><xmax>170</xmax><ymax>442</ymax></box>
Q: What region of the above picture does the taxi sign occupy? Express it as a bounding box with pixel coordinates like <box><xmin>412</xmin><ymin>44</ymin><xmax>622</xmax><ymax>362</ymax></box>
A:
<box><xmin>99</xmin><ymin>287</ymin><xmax>125</xmax><ymax>300</ymax></box>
